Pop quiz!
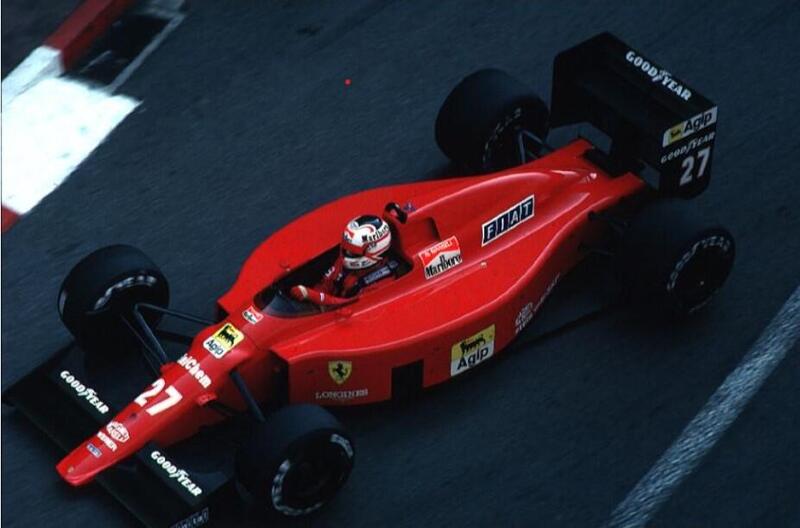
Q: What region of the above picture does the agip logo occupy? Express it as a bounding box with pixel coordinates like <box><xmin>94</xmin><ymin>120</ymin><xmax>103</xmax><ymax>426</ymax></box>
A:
<box><xmin>662</xmin><ymin>107</ymin><xmax>717</xmax><ymax>147</ymax></box>
<box><xmin>451</xmin><ymin>324</ymin><xmax>496</xmax><ymax>377</ymax></box>
<box><xmin>203</xmin><ymin>323</ymin><xmax>244</xmax><ymax>358</ymax></box>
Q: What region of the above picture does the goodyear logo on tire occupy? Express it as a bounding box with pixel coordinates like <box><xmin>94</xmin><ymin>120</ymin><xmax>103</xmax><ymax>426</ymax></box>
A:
<box><xmin>451</xmin><ymin>324</ymin><xmax>495</xmax><ymax>377</ymax></box>
<box><xmin>203</xmin><ymin>323</ymin><xmax>244</xmax><ymax>359</ymax></box>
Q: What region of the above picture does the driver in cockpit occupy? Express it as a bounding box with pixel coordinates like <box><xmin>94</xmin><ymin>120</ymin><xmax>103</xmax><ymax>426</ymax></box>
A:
<box><xmin>290</xmin><ymin>214</ymin><xmax>398</xmax><ymax>307</ymax></box>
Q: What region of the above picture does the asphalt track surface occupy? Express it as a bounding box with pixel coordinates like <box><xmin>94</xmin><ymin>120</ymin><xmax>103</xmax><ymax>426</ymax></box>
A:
<box><xmin>1</xmin><ymin>0</ymin><xmax>82</xmax><ymax>77</ymax></box>
<box><xmin>3</xmin><ymin>1</ymin><xmax>800</xmax><ymax>527</ymax></box>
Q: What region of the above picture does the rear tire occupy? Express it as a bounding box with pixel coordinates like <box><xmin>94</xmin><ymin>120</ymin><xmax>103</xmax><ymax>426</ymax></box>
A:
<box><xmin>236</xmin><ymin>404</ymin><xmax>354</xmax><ymax>518</ymax></box>
<box><xmin>58</xmin><ymin>245</ymin><xmax>169</xmax><ymax>351</ymax></box>
<box><xmin>617</xmin><ymin>201</ymin><xmax>735</xmax><ymax>317</ymax></box>
<box><xmin>435</xmin><ymin>68</ymin><xmax>549</xmax><ymax>172</ymax></box>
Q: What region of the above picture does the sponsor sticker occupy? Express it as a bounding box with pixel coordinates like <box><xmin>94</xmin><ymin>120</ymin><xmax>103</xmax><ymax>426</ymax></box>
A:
<box><xmin>106</xmin><ymin>421</ymin><xmax>130</xmax><ymax>443</ymax></box>
<box><xmin>660</xmin><ymin>131</ymin><xmax>715</xmax><ymax>164</ymax></box>
<box><xmin>516</xmin><ymin>273</ymin><xmax>561</xmax><ymax>335</ymax></box>
<box><xmin>624</xmin><ymin>50</ymin><xmax>692</xmax><ymax>101</ymax></box>
<box><xmin>170</xmin><ymin>508</ymin><xmax>210</xmax><ymax>528</ymax></box>
<box><xmin>314</xmin><ymin>388</ymin><xmax>369</xmax><ymax>401</ymax></box>
<box><xmin>482</xmin><ymin>195</ymin><xmax>534</xmax><ymax>246</ymax></box>
<box><xmin>151</xmin><ymin>450</ymin><xmax>203</xmax><ymax>497</ymax></box>
<box><xmin>59</xmin><ymin>370</ymin><xmax>110</xmax><ymax>415</ymax></box>
<box><xmin>515</xmin><ymin>303</ymin><xmax>534</xmax><ymax>335</ymax></box>
<box><xmin>96</xmin><ymin>431</ymin><xmax>117</xmax><ymax>451</ymax></box>
<box><xmin>534</xmin><ymin>274</ymin><xmax>560</xmax><ymax>313</ymax></box>
<box><xmin>662</xmin><ymin>107</ymin><xmax>717</xmax><ymax>147</ymax></box>
<box><xmin>451</xmin><ymin>324</ymin><xmax>496</xmax><ymax>376</ymax></box>
<box><xmin>242</xmin><ymin>306</ymin><xmax>263</xmax><ymax>325</ymax></box>
<box><xmin>203</xmin><ymin>323</ymin><xmax>243</xmax><ymax>358</ymax></box>
<box><xmin>363</xmin><ymin>221</ymin><xmax>390</xmax><ymax>243</ymax></box>
<box><xmin>418</xmin><ymin>236</ymin><xmax>463</xmax><ymax>280</ymax></box>
<box><xmin>177</xmin><ymin>354</ymin><xmax>212</xmax><ymax>388</ymax></box>
<box><xmin>328</xmin><ymin>361</ymin><xmax>352</xmax><ymax>385</ymax></box>
<box><xmin>361</xmin><ymin>260</ymin><xmax>396</xmax><ymax>286</ymax></box>
<box><xmin>86</xmin><ymin>443</ymin><xmax>102</xmax><ymax>458</ymax></box>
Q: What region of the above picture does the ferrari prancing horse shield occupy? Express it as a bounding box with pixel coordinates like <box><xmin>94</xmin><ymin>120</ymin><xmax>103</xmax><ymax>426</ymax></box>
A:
<box><xmin>328</xmin><ymin>361</ymin><xmax>352</xmax><ymax>385</ymax></box>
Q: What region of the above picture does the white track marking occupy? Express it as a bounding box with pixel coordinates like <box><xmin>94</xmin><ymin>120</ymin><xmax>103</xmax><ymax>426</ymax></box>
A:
<box><xmin>2</xmin><ymin>77</ymin><xmax>139</xmax><ymax>214</ymax></box>
<box><xmin>607</xmin><ymin>284</ymin><xmax>800</xmax><ymax>528</ymax></box>
<box><xmin>1</xmin><ymin>46</ymin><xmax>62</xmax><ymax>107</ymax></box>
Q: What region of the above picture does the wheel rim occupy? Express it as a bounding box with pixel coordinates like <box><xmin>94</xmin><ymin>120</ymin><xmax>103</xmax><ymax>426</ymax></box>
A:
<box><xmin>283</xmin><ymin>456</ymin><xmax>336</xmax><ymax>501</ymax></box>
<box><xmin>90</xmin><ymin>272</ymin><xmax>164</xmax><ymax>312</ymax></box>
<box><xmin>271</xmin><ymin>436</ymin><xmax>352</xmax><ymax>515</ymax></box>
<box><xmin>482</xmin><ymin>106</ymin><xmax>527</xmax><ymax>170</ymax></box>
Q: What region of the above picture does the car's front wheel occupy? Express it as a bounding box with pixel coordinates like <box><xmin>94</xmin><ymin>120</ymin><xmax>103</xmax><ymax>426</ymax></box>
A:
<box><xmin>236</xmin><ymin>404</ymin><xmax>355</xmax><ymax>518</ymax></box>
<box><xmin>58</xmin><ymin>244</ymin><xmax>169</xmax><ymax>351</ymax></box>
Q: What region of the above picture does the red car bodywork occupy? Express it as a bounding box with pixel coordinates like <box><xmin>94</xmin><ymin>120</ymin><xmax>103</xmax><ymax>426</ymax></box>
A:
<box><xmin>57</xmin><ymin>138</ymin><xmax>646</xmax><ymax>487</ymax></box>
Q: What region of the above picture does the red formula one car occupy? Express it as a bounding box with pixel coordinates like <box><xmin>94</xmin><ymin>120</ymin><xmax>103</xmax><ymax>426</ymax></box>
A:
<box><xmin>4</xmin><ymin>33</ymin><xmax>734</xmax><ymax>527</ymax></box>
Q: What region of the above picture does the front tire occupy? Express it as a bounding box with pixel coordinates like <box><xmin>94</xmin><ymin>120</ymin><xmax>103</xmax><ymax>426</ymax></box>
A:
<box><xmin>58</xmin><ymin>245</ymin><xmax>169</xmax><ymax>350</ymax></box>
<box><xmin>617</xmin><ymin>201</ymin><xmax>735</xmax><ymax>317</ymax></box>
<box><xmin>236</xmin><ymin>404</ymin><xmax>355</xmax><ymax>518</ymax></box>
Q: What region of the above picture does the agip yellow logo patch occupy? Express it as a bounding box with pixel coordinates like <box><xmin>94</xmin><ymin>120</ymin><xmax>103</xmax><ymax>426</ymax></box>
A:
<box><xmin>451</xmin><ymin>324</ymin><xmax>495</xmax><ymax>376</ymax></box>
<box><xmin>203</xmin><ymin>323</ymin><xmax>244</xmax><ymax>358</ymax></box>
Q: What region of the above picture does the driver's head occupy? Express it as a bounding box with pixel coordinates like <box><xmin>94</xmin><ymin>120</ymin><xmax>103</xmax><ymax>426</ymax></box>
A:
<box><xmin>341</xmin><ymin>215</ymin><xmax>392</xmax><ymax>270</ymax></box>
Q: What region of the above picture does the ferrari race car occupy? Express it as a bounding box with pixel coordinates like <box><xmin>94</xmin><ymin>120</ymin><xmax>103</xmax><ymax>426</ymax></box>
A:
<box><xmin>4</xmin><ymin>33</ymin><xmax>734</xmax><ymax>527</ymax></box>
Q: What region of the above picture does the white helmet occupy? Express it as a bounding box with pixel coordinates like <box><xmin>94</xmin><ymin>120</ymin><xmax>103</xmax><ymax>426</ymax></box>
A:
<box><xmin>341</xmin><ymin>215</ymin><xmax>392</xmax><ymax>270</ymax></box>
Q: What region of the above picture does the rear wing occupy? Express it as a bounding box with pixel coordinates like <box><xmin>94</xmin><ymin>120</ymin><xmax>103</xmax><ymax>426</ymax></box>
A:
<box><xmin>550</xmin><ymin>32</ymin><xmax>718</xmax><ymax>197</ymax></box>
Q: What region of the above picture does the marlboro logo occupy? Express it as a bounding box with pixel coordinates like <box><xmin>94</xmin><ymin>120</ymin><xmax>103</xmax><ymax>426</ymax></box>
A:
<box><xmin>418</xmin><ymin>236</ymin><xmax>463</xmax><ymax>280</ymax></box>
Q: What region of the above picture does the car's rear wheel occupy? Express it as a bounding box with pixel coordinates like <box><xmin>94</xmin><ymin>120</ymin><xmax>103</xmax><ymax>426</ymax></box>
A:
<box><xmin>435</xmin><ymin>68</ymin><xmax>549</xmax><ymax>173</ymax></box>
<box><xmin>617</xmin><ymin>200</ymin><xmax>735</xmax><ymax>317</ymax></box>
<box><xmin>236</xmin><ymin>404</ymin><xmax>354</xmax><ymax>518</ymax></box>
<box><xmin>58</xmin><ymin>245</ymin><xmax>169</xmax><ymax>350</ymax></box>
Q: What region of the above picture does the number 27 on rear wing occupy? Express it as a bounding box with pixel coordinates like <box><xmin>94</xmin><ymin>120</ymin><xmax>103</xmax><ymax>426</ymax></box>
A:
<box><xmin>550</xmin><ymin>32</ymin><xmax>718</xmax><ymax>198</ymax></box>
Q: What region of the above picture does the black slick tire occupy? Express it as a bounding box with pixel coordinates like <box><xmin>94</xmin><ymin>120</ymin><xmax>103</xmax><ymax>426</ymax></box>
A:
<box><xmin>435</xmin><ymin>68</ymin><xmax>549</xmax><ymax>172</ymax></box>
<box><xmin>58</xmin><ymin>244</ymin><xmax>169</xmax><ymax>350</ymax></box>
<box><xmin>235</xmin><ymin>404</ymin><xmax>354</xmax><ymax>518</ymax></box>
<box><xmin>617</xmin><ymin>200</ymin><xmax>735</xmax><ymax>317</ymax></box>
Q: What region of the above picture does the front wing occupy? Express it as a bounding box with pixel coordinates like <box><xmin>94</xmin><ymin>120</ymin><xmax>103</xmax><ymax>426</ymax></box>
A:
<box><xmin>3</xmin><ymin>344</ymin><xmax>238</xmax><ymax>528</ymax></box>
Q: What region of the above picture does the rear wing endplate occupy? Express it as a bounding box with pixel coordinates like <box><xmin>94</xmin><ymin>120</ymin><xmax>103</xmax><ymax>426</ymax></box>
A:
<box><xmin>551</xmin><ymin>32</ymin><xmax>718</xmax><ymax>197</ymax></box>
